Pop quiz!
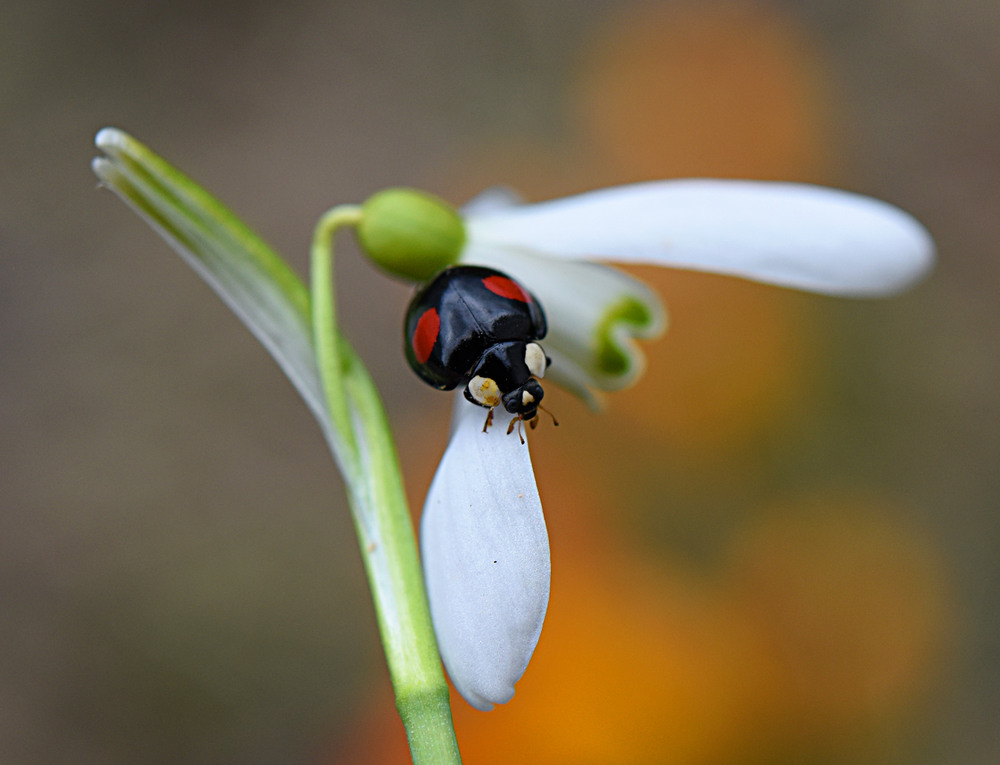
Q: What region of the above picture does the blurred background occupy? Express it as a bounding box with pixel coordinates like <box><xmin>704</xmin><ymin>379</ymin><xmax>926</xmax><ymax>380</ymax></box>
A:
<box><xmin>2</xmin><ymin>0</ymin><xmax>997</xmax><ymax>762</ymax></box>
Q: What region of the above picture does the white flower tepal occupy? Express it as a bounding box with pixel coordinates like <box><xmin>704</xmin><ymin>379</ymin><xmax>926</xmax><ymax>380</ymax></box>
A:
<box><xmin>420</xmin><ymin>398</ymin><xmax>549</xmax><ymax>711</ymax></box>
<box><xmin>464</xmin><ymin>180</ymin><xmax>934</xmax><ymax>297</ymax></box>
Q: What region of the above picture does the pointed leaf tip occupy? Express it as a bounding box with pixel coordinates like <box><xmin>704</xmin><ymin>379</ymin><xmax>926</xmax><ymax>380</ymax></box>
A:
<box><xmin>95</xmin><ymin>127</ymin><xmax>127</xmax><ymax>151</ymax></box>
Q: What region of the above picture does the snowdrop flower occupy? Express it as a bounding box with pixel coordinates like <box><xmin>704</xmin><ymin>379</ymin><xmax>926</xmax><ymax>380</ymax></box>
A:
<box><xmin>357</xmin><ymin>181</ymin><xmax>934</xmax><ymax>710</ymax></box>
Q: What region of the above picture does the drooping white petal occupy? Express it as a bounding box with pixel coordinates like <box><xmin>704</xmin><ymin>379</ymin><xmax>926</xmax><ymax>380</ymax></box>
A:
<box><xmin>466</xmin><ymin>180</ymin><xmax>935</xmax><ymax>296</ymax></box>
<box><xmin>420</xmin><ymin>396</ymin><xmax>550</xmax><ymax>711</ymax></box>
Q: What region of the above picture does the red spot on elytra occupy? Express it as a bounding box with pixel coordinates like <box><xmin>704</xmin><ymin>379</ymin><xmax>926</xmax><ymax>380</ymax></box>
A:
<box><xmin>412</xmin><ymin>307</ymin><xmax>440</xmax><ymax>364</ymax></box>
<box><xmin>482</xmin><ymin>275</ymin><xmax>531</xmax><ymax>303</ymax></box>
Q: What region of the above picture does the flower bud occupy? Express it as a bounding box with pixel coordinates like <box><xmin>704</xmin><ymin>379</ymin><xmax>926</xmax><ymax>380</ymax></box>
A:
<box><xmin>357</xmin><ymin>188</ymin><xmax>466</xmax><ymax>282</ymax></box>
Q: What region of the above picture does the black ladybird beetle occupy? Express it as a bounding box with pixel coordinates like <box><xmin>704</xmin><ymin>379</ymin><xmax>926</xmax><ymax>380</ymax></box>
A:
<box><xmin>404</xmin><ymin>265</ymin><xmax>555</xmax><ymax>438</ymax></box>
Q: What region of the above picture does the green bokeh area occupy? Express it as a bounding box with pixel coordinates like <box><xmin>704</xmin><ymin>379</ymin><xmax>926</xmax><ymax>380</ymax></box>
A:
<box><xmin>2</xmin><ymin>0</ymin><xmax>998</xmax><ymax>763</ymax></box>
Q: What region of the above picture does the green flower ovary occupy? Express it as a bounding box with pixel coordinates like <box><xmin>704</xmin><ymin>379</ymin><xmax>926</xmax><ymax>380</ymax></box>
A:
<box><xmin>356</xmin><ymin>188</ymin><xmax>466</xmax><ymax>282</ymax></box>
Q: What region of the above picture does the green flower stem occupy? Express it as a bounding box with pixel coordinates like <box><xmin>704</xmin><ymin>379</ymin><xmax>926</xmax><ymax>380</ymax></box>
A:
<box><xmin>310</xmin><ymin>206</ymin><xmax>363</xmax><ymax>464</ymax></box>
<box><xmin>311</xmin><ymin>213</ymin><xmax>462</xmax><ymax>765</ymax></box>
<box><xmin>341</xmin><ymin>356</ymin><xmax>461</xmax><ymax>763</ymax></box>
<box><xmin>92</xmin><ymin>129</ymin><xmax>460</xmax><ymax>765</ymax></box>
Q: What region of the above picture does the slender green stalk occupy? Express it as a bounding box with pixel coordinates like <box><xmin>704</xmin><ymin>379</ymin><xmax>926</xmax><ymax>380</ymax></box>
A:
<box><xmin>310</xmin><ymin>214</ymin><xmax>462</xmax><ymax>764</ymax></box>
<box><xmin>310</xmin><ymin>205</ymin><xmax>363</xmax><ymax>461</ymax></box>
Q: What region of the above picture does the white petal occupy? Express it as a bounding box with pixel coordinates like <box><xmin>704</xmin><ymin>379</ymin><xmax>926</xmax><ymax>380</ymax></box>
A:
<box><xmin>466</xmin><ymin>180</ymin><xmax>935</xmax><ymax>296</ymax></box>
<box><xmin>421</xmin><ymin>396</ymin><xmax>550</xmax><ymax>710</ymax></box>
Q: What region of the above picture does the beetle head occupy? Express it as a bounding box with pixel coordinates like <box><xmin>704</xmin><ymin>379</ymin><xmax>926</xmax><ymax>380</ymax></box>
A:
<box><xmin>502</xmin><ymin>378</ymin><xmax>544</xmax><ymax>421</ymax></box>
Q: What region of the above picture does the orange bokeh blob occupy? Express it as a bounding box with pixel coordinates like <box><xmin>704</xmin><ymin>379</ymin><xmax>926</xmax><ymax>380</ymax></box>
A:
<box><xmin>575</xmin><ymin>2</ymin><xmax>835</xmax><ymax>182</ymax></box>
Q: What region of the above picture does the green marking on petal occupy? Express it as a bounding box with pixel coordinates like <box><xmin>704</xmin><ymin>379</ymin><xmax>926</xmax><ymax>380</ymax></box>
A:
<box><xmin>593</xmin><ymin>296</ymin><xmax>654</xmax><ymax>376</ymax></box>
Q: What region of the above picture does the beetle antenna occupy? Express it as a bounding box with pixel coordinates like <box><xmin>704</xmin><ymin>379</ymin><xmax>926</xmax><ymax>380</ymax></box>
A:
<box><xmin>538</xmin><ymin>404</ymin><xmax>559</xmax><ymax>427</ymax></box>
<box><xmin>482</xmin><ymin>407</ymin><xmax>494</xmax><ymax>433</ymax></box>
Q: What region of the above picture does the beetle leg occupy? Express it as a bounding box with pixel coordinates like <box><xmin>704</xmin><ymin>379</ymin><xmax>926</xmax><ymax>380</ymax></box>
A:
<box><xmin>506</xmin><ymin>415</ymin><xmax>526</xmax><ymax>444</ymax></box>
